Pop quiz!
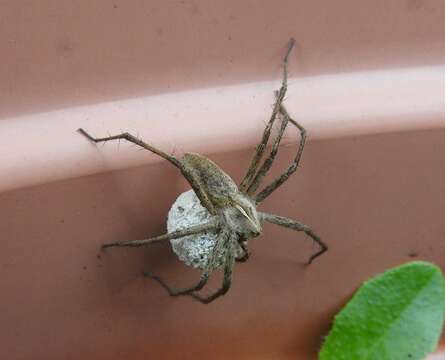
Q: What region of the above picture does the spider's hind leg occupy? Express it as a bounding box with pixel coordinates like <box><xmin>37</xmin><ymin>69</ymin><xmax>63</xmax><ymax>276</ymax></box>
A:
<box><xmin>191</xmin><ymin>238</ymin><xmax>236</xmax><ymax>304</ymax></box>
<box><xmin>77</xmin><ymin>128</ymin><xmax>216</xmax><ymax>214</ymax></box>
<box><xmin>102</xmin><ymin>222</ymin><xmax>219</xmax><ymax>296</ymax></box>
<box><xmin>145</xmin><ymin>227</ymin><xmax>232</xmax><ymax>300</ymax></box>
<box><xmin>77</xmin><ymin>128</ymin><xmax>180</xmax><ymax>167</ymax></box>
<box><xmin>144</xmin><ymin>271</ymin><xmax>210</xmax><ymax>296</ymax></box>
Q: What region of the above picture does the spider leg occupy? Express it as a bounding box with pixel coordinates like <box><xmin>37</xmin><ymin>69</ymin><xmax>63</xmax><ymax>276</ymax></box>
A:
<box><xmin>143</xmin><ymin>271</ymin><xmax>210</xmax><ymax>296</ymax></box>
<box><xmin>190</xmin><ymin>235</ymin><xmax>236</xmax><ymax>304</ymax></box>
<box><xmin>77</xmin><ymin>128</ymin><xmax>216</xmax><ymax>214</ymax></box>
<box><xmin>144</xmin><ymin>227</ymin><xmax>230</xmax><ymax>297</ymax></box>
<box><xmin>101</xmin><ymin>221</ymin><xmax>218</xmax><ymax>249</ymax></box>
<box><xmin>254</xmin><ymin>103</ymin><xmax>306</xmax><ymax>203</ymax></box>
<box><xmin>245</xmin><ymin>92</ymin><xmax>289</xmax><ymax>195</ymax></box>
<box><xmin>235</xmin><ymin>239</ymin><xmax>250</xmax><ymax>262</ymax></box>
<box><xmin>260</xmin><ymin>212</ymin><xmax>327</xmax><ymax>264</ymax></box>
<box><xmin>239</xmin><ymin>38</ymin><xmax>295</xmax><ymax>192</ymax></box>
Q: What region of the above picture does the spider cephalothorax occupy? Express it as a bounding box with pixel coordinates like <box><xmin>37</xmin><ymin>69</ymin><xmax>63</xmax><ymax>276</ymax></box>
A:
<box><xmin>78</xmin><ymin>38</ymin><xmax>327</xmax><ymax>304</ymax></box>
<box><xmin>223</xmin><ymin>192</ymin><xmax>262</xmax><ymax>238</ymax></box>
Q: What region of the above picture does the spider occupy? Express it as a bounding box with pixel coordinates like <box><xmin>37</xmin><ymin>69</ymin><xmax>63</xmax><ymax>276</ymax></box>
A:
<box><xmin>78</xmin><ymin>38</ymin><xmax>327</xmax><ymax>304</ymax></box>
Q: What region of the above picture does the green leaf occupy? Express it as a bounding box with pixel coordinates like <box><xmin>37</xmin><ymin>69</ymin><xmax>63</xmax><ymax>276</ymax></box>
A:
<box><xmin>319</xmin><ymin>261</ymin><xmax>445</xmax><ymax>360</ymax></box>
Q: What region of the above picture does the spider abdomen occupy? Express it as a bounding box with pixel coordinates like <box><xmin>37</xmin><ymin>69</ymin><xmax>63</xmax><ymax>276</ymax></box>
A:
<box><xmin>182</xmin><ymin>153</ymin><xmax>239</xmax><ymax>207</ymax></box>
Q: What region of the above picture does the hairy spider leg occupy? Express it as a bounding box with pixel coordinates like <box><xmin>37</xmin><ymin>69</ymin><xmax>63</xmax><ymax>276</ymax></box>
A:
<box><xmin>144</xmin><ymin>227</ymin><xmax>231</xmax><ymax>297</ymax></box>
<box><xmin>254</xmin><ymin>104</ymin><xmax>306</xmax><ymax>203</ymax></box>
<box><xmin>77</xmin><ymin>128</ymin><xmax>216</xmax><ymax>215</ymax></box>
<box><xmin>191</xmin><ymin>233</ymin><xmax>236</xmax><ymax>304</ymax></box>
<box><xmin>247</xmin><ymin>101</ymin><xmax>306</xmax><ymax>196</ymax></box>
<box><xmin>260</xmin><ymin>212</ymin><xmax>327</xmax><ymax>264</ymax></box>
<box><xmin>101</xmin><ymin>221</ymin><xmax>218</xmax><ymax>248</ymax></box>
<box><xmin>239</xmin><ymin>38</ymin><xmax>295</xmax><ymax>192</ymax></box>
<box><xmin>245</xmin><ymin>91</ymin><xmax>290</xmax><ymax>195</ymax></box>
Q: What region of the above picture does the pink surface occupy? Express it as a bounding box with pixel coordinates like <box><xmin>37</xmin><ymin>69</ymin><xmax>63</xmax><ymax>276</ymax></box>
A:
<box><xmin>1</xmin><ymin>66</ymin><xmax>445</xmax><ymax>193</ymax></box>
<box><xmin>1</xmin><ymin>0</ymin><xmax>445</xmax><ymax>193</ymax></box>
<box><xmin>1</xmin><ymin>0</ymin><xmax>445</xmax><ymax>119</ymax></box>
<box><xmin>1</xmin><ymin>1</ymin><xmax>445</xmax><ymax>359</ymax></box>
<box><xmin>2</xmin><ymin>129</ymin><xmax>445</xmax><ymax>359</ymax></box>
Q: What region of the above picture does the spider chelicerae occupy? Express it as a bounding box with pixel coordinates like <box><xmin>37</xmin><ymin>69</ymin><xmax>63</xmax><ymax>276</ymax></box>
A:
<box><xmin>78</xmin><ymin>38</ymin><xmax>327</xmax><ymax>304</ymax></box>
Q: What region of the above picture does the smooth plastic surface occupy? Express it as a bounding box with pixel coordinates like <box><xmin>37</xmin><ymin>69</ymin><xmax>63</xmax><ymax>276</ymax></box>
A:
<box><xmin>1</xmin><ymin>0</ymin><xmax>445</xmax><ymax>119</ymax></box>
<box><xmin>1</xmin><ymin>67</ymin><xmax>445</xmax><ymax>193</ymax></box>
<box><xmin>1</xmin><ymin>1</ymin><xmax>445</xmax><ymax>359</ymax></box>
<box><xmin>2</xmin><ymin>129</ymin><xmax>445</xmax><ymax>359</ymax></box>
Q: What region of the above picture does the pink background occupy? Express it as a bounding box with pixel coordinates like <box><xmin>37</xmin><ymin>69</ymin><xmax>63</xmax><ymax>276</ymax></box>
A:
<box><xmin>1</xmin><ymin>1</ymin><xmax>445</xmax><ymax>359</ymax></box>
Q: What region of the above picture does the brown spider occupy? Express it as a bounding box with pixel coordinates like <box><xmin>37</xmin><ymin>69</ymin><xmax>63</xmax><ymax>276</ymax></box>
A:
<box><xmin>78</xmin><ymin>38</ymin><xmax>327</xmax><ymax>304</ymax></box>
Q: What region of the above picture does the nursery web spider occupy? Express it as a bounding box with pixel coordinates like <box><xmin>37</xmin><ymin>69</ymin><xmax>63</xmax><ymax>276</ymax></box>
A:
<box><xmin>78</xmin><ymin>38</ymin><xmax>327</xmax><ymax>304</ymax></box>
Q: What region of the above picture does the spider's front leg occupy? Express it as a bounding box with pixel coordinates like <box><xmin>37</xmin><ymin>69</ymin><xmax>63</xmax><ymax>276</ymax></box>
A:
<box><xmin>239</xmin><ymin>38</ymin><xmax>295</xmax><ymax>192</ymax></box>
<box><xmin>254</xmin><ymin>104</ymin><xmax>307</xmax><ymax>203</ymax></box>
<box><xmin>260</xmin><ymin>212</ymin><xmax>327</xmax><ymax>264</ymax></box>
<box><xmin>240</xmin><ymin>39</ymin><xmax>307</xmax><ymax>200</ymax></box>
